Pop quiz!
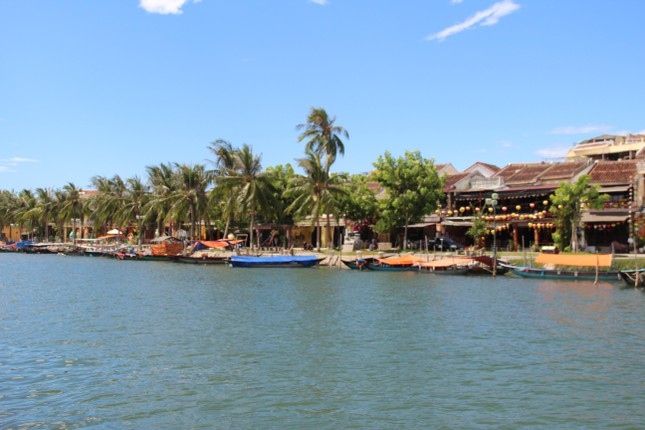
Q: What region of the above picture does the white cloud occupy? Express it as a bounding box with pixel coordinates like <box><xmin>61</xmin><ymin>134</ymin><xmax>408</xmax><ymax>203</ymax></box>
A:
<box><xmin>450</xmin><ymin>0</ymin><xmax>464</xmax><ymax>4</ymax></box>
<box><xmin>139</xmin><ymin>0</ymin><xmax>194</xmax><ymax>15</ymax></box>
<box><xmin>10</xmin><ymin>157</ymin><xmax>38</xmax><ymax>163</ymax></box>
<box><xmin>0</xmin><ymin>157</ymin><xmax>38</xmax><ymax>174</ymax></box>
<box><xmin>426</xmin><ymin>0</ymin><xmax>521</xmax><ymax>41</ymax></box>
<box><xmin>549</xmin><ymin>125</ymin><xmax>611</xmax><ymax>135</ymax></box>
<box><xmin>309</xmin><ymin>0</ymin><xmax>329</xmax><ymax>5</ymax></box>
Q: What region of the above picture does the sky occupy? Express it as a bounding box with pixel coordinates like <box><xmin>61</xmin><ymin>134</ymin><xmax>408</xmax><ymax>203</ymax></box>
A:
<box><xmin>2</xmin><ymin>0</ymin><xmax>644</xmax><ymax>192</ymax></box>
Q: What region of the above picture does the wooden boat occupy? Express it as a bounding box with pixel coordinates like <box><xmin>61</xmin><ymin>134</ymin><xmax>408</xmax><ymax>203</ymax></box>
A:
<box><xmin>229</xmin><ymin>255</ymin><xmax>323</xmax><ymax>268</ymax></box>
<box><xmin>618</xmin><ymin>269</ymin><xmax>645</xmax><ymax>288</ymax></box>
<box><xmin>467</xmin><ymin>255</ymin><xmax>509</xmax><ymax>276</ymax></box>
<box><xmin>417</xmin><ymin>258</ymin><xmax>472</xmax><ymax>275</ymax></box>
<box><xmin>175</xmin><ymin>255</ymin><xmax>229</xmax><ymax>265</ymax></box>
<box><xmin>508</xmin><ymin>253</ymin><xmax>621</xmax><ymax>282</ymax></box>
<box><xmin>342</xmin><ymin>254</ymin><xmax>426</xmax><ymax>271</ymax></box>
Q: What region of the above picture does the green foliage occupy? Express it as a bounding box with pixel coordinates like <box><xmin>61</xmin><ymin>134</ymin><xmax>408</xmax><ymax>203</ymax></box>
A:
<box><xmin>336</xmin><ymin>174</ymin><xmax>378</xmax><ymax>228</ymax></box>
<box><xmin>466</xmin><ymin>208</ymin><xmax>487</xmax><ymax>247</ymax></box>
<box><xmin>549</xmin><ymin>174</ymin><xmax>609</xmax><ymax>252</ymax></box>
<box><xmin>372</xmin><ymin>150</ymin><xmax>445</xmax><ymax>246</ymax></box>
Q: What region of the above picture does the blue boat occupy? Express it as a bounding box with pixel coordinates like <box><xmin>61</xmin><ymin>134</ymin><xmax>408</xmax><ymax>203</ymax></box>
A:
<box><xmin>229</xmin><ymin>255</ymin><xmax>323</xmax><ymax>268</ymax></box>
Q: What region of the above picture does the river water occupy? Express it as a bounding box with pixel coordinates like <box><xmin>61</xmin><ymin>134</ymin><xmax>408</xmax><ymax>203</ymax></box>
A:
<box><xmin>1</xmin><ymin>253</ymin><xmax>644</xmax><ymax>429</ymax></box>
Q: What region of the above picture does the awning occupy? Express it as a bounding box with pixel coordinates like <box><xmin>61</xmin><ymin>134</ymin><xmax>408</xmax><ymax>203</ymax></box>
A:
<box><xmin>598</xmin><ymin>185</ymin><xmax>630</xmax><ymax>193</ymax></box>
<box><xmin>581</xmin><ymin>213</ymin><xmax>629</xmax><ymax>223</ymax></box>
<box><xmin>442</xmin><ymin>220</ymin><xmax>474</xmax><ymax>227</ymax></box>
<box><xmin>405</xmin><ymin>223</ymin><xmax>438</xmax><ymax>228</ymax></box>
<box><xmin>535</xmin><ymin>252</ymin><xmax>613</xmax><ymax>268</ymax></box>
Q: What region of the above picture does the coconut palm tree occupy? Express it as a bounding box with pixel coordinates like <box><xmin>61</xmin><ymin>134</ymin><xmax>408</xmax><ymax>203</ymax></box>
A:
<box><xmin>285</xmin><ymin>150</ymin><xmax>347</xmax><ymax>251</ymax></box>
<box><xmin>89</xmin><ymin>175</ymin><xmax>128</xmax><ymax>234</ymax></box>
<box><xmin>146</xmin><ymin>163</ymin><xmax>177</xmax><ymax>238</ymax></box>
<box><xmin>296</xmin><ymin>107</ymin><xmax>349</xmax><ymax>166</ymax></box>
<box><xmin>219</xmin><ymin>144</ymin><xmax>278</xmax><ymax>250</ymax></box>
<box><xmin>58</xmin><ymin>183</ymin><xmax>87</xmax><ymax>242</ymax></box>
<box><xmin>13</xmin><ymin>189</ymin><xmax>38</xmax><ymax>241</ymax></box>
<box><xmin>32</xmin><ymin>188</ymin><xmax>55</xmax><ymax>241</ymax></box>
<box><xmin>165</xmin><ymin>163</ymin><xmax>212</xmax><ymax>241</ymax></box>
<box><xmin>208</xmin><ymin>139</ymin><xmax>239</xmax><ymax>238</ymax></box>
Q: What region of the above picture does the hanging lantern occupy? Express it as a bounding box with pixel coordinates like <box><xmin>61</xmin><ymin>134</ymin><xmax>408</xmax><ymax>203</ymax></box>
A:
<box><xmin>528</xmin><ymin>222</ymin><xmax>533</xmax><ymax>228</ymax></box>
<box><xmin>459</xmin><ymin>207</ymin><xmax>465</xmax><ymax>213</ymax></box>
<box><xmin>516</xmin><ymin>205</ymin><xmax>521</xmax><ymax>211</ymax></box>
<box><xmin>502</xmin><ymin>206</ymin><xmax>507</xmax><ymax>212</ymax></box>
<box><xmin>475</xmin><ymin>207</ymin><xmax>481</xmax><ymax>213</ymax></box>
<box><xmin>543</xmin><ymin>200</ymin><xmax>549</xmax><ymax>206</ymax></box>
<box><xmin>529</xmin><ymin>203</ymin><xmax>535</xmax><ymax>209</ymax></box>
<box><xmin>488</xmin><ymin>207</ymin><xmax>493</xmax><ymax>213</ymax></box>
<box><xmin>465</xmin><ymin>206</ymin><xmax>471</xmax><ymax>211</ymax></box>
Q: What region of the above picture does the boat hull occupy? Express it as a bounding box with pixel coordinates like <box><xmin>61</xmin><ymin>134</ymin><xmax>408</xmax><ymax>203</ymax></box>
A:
<box><xmin>342</xmin><ymin>259</ymin><xmax>419</xmax><ymax>271</ymax></box>
<box><xmin>510</xmin><ymin>267</ymin><xmax>621</xmax><ymax>281</ymax></box>
<box><xmin>229</xmin><ymin>255</ymin><xmax>322</xmax><ymax>268</ymax></box>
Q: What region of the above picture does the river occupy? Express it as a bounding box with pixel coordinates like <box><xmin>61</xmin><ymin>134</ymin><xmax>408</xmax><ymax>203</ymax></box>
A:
<box><xmin>1</xmin><ymin>253</ymin><xmax>644</xmax><ymax>429</ymax></box>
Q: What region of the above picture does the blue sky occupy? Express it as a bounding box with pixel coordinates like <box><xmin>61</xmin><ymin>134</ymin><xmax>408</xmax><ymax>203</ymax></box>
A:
<box><xmin>2</xmin><ymin>0</ymin><xmax>644</xmax><ymax>191</ymax></box>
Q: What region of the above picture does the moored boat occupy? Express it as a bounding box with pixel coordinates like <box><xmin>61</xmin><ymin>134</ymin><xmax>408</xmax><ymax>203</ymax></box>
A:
<box><xmin>508</xmin><ymin>253</ymin><xmax>621</xmax><ymax>282</ymax></box>
<box><xmin>342</xmin><ymin>254</ymin><xmax>426</xmax><ymax>271</ymax></box>
<box><xmin>417</xmin><ymin>257</ymin><xmax>474</xmax><ymax>275</ymax></box>
<box><xmin>618</xmin><ymin>269</ymin><xmax>645</xmax><ymax>288</ymax></box>
<box><xmin>229</xmin><ymin>255</ymin><xmax>323</xmax><ymax>268</ymax></box>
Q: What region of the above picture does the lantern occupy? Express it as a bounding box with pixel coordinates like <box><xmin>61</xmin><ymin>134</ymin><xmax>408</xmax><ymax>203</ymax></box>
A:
<box><xmin>516</xmin><ymin>205</ymin><xmax>521</xmax><ymax>211</ymax></box>
<box><xmin>529</xmin><ymin>203</ymin><xmax>535</xmax><ymax>209</ymax></box>
<box><xmin>459</xmin><ymin>207</ymin><xmax>465</xmax><ymax>213</ymax></box>
<box><xmin>543</xmin><ymin>200</ymin><xmax>549</xmax><ymax>206</ymax></box>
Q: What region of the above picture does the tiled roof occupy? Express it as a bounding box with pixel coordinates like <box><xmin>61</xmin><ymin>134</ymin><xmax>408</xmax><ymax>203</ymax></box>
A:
<box><xmin>539</xmin><ymin>161</ymin><xmax>589</xmax><ymax>181</ymax></box>
<box><xmin>496</xmin><ymin>163</ymin><xmax>553</xmax><ymax>185</ymax></box>
<box><xmin>587</xmin><ymin>160</ymin><xmax>638</xmax><ymax>185</ymax></box>
<box><xmin>444</xmin><ymin>172</ymin><xmax>469</xmax><ymax>189</ymax></box>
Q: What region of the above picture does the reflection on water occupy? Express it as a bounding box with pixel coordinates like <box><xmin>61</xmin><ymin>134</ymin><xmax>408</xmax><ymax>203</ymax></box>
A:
<box><xmin>1</xmin><ymin>254</ymin><xmax>645</xmax><ymax>428</ymax></box>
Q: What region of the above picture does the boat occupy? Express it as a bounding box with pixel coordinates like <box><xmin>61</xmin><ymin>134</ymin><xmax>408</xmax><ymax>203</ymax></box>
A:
<box><xmin>618</xmin><ymin>269</ymin><xmax>645</xmax><ymax>288</ymax></box>
<box><xmin>467</xmin><ymin>255</ymin><xmax>509</xmax><ymax>276</ymax></box>
<box><xmin>417</xmin><ymin>257</ymin><xmax>473</xmax><ymax>275</ymax></box>
<box><xmin>229</xmin><ymin>255</ymin><xmax>323</xmax><ymax>268</ymax></box>
<box><xmin>342</xmin><ymin>254</ymin><xmax>427</xmax><ymax>271</ymax></box>
<box><xmin>508</xmin><ymin>253</ymin><xmax>621</xmax><ymax>282</ymax></box>
<box><xmin>175</xmin><ymin>255</ymin><xmax>229</xmax><ymax>264</ymax></box>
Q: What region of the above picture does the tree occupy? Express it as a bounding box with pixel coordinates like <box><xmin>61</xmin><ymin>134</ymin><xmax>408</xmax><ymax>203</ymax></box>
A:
<box><xmin>466</xmin><ymin>207</ymin><xmax>487</xmax><ymax>249</ymax></box>
<box><xmin>218</xmin><ymin>144</ymin><xmax>278</xmax><ymax>250</ymax></box>
<box><xmin>296</xmin><ymin>107</ymin><xmax>349</xmax><ymax>166</ymax></box>
<box><xmin>284</xmin><ymin>150</ymin><xmax>347</xmax><ymax>251</ymax></box>
<box><xmin>549</xmin><ymin>174</ymin><xmax>609</xmax><ymax>252</ymax></box>
<box><xmin>166</xmin><ymin>164</ymin><xmax>212</xmax><ymax>241</ymax></box>
<box><xmin>207</xmin><ymin>139</ymin><xmax>239</xmax><ymax>238</ymax></box>
<box><xmin>58</xmin><ymin>183</ymin><xmax>87</xmax><ymax>241</ymax></box>
<box><xmin>336</xmin><ymin>174</ymin><xmax>379</xmax><ymax>240</ymax></box>
<box><xmin>146</xmin><ymin>163</ymin><xmax>177</xmax><ymax>237</ymax></box>
<box><xmin>372</xmin><ymin>150</ymin><xmax>445</xmax><ymax>249</ymax></box>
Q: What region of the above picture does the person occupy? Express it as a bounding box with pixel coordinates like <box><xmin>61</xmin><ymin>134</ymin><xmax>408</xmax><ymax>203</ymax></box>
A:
<box><xmin>369</xmin><ymin>237</ymin><xmax>378</xmax><ymax>251</ymax></box>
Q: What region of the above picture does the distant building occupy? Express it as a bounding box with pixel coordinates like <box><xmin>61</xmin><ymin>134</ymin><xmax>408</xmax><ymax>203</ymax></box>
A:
<box><xmin>566</xmin><ymin>134</ymin><xmax>645</xmax><ymax>161</ymax></box>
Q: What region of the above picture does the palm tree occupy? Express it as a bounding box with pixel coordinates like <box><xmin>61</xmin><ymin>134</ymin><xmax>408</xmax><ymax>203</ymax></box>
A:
<box><xmin>89</xmin><ymin>175</ymin><xmax>128</xmax><ymax>234</ymax></box>
<box><xmin>166</xmin><ymin>163</ymin><xmax>212</xmax><ymax>241</ymax></box>
<box><xmin>146</xmin><ymin>163</ymin><xmax>177</xmax><ymax>237</ymax></box>
<box><xmin>14</xmin><ymin>189</ymin><xmax>38</xmax><ymax>241</ymax></box>
<box><xmin>296</xmin><ymin>107</ymin><xmax>349</xmax><ymax>166</ymax></box>
<box><xmin>219</xmin><ymin>144</ymin><xmax>278</xmax><ymax>250</ymax></box>
<box><xmin>285</xmin><ymin>150</ymin><xmax>347</xmax><ymax>251</ymax></box>
<box><xmin>33</xmin><ymin>188</ymin><xmax>55</xmax><ymax>241</ymax></box>
<box><xmin>58</xmin><ymin>183</ymin><xmax>87</xmax><ymax>242</ymax></box>
<box><xmin>208</xmin><ymin>139</ymin><xmax>239</xmax><ymax>238</ymax></box>
<box><xmin>0</xmin><ymin>190</ymin><xmax>19</xmax><ymax>240</ymax></box>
